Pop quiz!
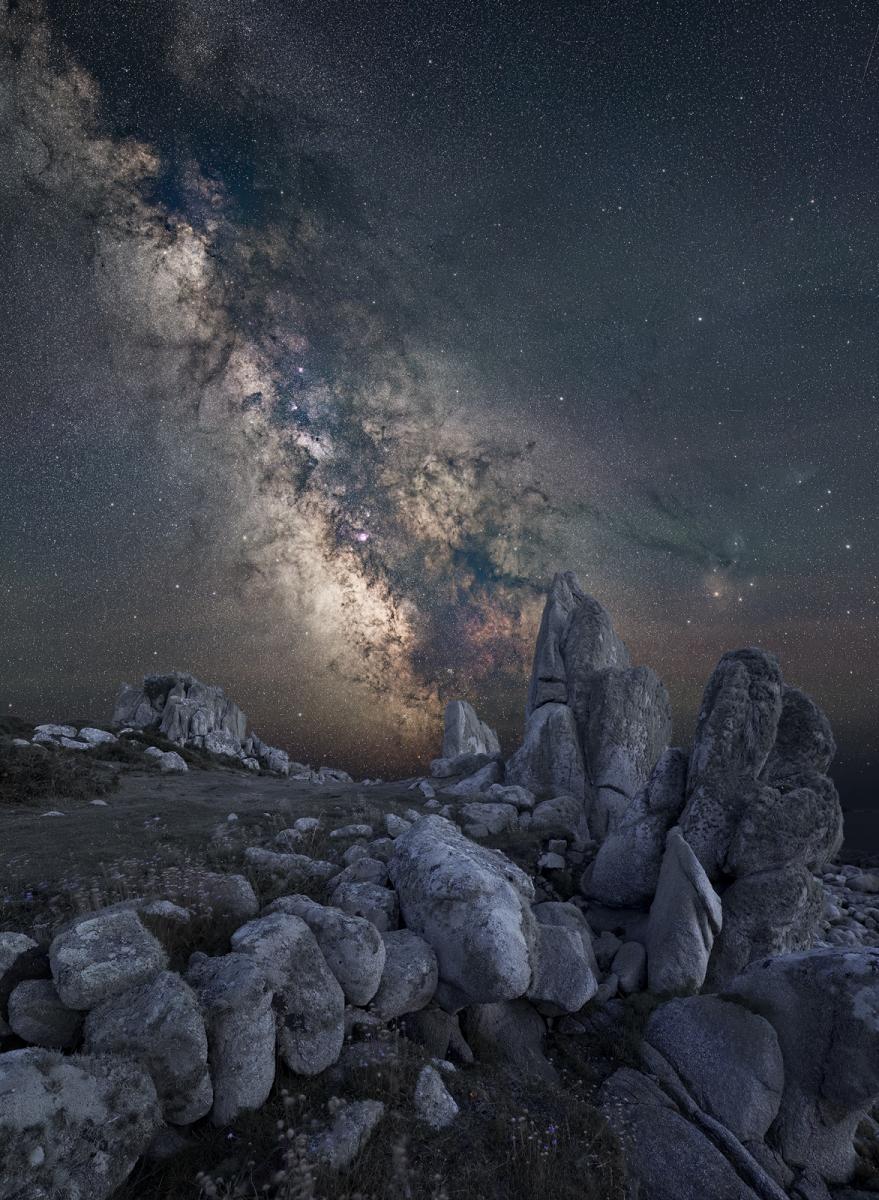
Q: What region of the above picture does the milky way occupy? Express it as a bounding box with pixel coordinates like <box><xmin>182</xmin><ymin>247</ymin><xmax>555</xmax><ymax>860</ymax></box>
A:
<box><xmin>1</xmin><ymin>0</ymin><xmax>877</xmax><ymax>797</ymax></box>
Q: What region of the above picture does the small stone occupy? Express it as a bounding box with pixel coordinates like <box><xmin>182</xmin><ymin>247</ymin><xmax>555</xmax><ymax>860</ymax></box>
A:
<box><xmin>593</xmin><ymin>931</ymin><xmax>622</xmax><ymax>972</ymax></box>
<box><xmin>538</xmin><ymin>852</ymin><xmax>566</xmax><ymax>871</ymax></box>
<box><xmin>850</xmin><ymin>873</ymin><xmax>879</xmax><ymax>895</ymax></box>
<box><xmin>311</xmin><ymin>1100</ymin><xmax>385</xmax><ymax>1170</ymax></box>
<box><xmin>77</xmin><ymin>728</ymin><xmax>118</xmax><ymax>746</ymax></box>
<box><xmin>33</xmin><ymin>724</ymin><xmax>77</xmax><ymax>739</ymax></box>
<box><xmin>329</xmin><ymin>824</ymin><xmax>374</xmax><ymax>840</ymax></box>
<box><xmin>385</xmin><ymin>813</ymin><xmax>413</xmax><ymax>838</ymax></box>
<box><xmin>414</xmin><ymin>1064</ymin><xmax>459</xmax><ymax>1129</ymax></box>
<box><xmin>293</xmin><ymin>817</ymin><xmax>321</xmax><ymax>834</ymax></box>
<box><xmin>611</xmin><ymin>941</ymin><xmax>647</xmax><ymax>994</ymax></box>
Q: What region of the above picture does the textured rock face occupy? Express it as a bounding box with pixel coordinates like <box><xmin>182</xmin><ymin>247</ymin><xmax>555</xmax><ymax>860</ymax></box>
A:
<box><xmin>231</xmin><ymin>912</ymin><xmax>344</xmax><ymax>1075</ymax></box>
<box><xmin>0</xmin><ymin>1048</ymin><xmax>161</xmax><ymax>1200</ymax></box>
<box><xmin>329</xmin><ymin>881</ymin><xmax>400</xmax><ymax>932</ymax></box>
<box><xmin>526</xmin><ymin>571</ymin><xmax>630</xmax><ymax>717</ymax></box>
<box><xmin>388</xmin><ymin>816</ymin><xmax>537</xmax><ymax>1011</ymax></box>
<box><xmin>505</xmin><ymin>703</ymin><xmax>587</xmax><ymax>802</ymax></box>
<box><xmin>50</xmin><ymin>910</ymin><xmax>168</xmax><ymax>1010</ymax></box>
<box><xmin>529</xmin><ymin>792</ymin><xmax>589</xmax><ymax>841</ymax></box>
<box><xmin>311</xmin><ymin>1099</ymin><xmax>385</xmax><ymax>1170</ymax></box>
<box><xmin>460</xmin><ymin>801</ymin><xmax>519</xmax><ymax>835</ymax></box>
<box><xmin>599</xmin><ymin>1067</ymin><xmax>761</xmax><ymax>1200</ymax></box>
<box><xmin>612</xmin><ymin>941</ymin><xmax>647</xmax><ymax>994</ymax></box>
<box><xmin>462</xmin><ymin>999</ymin><xmax>554</xmax><ymax>1081</ymax></box>
<box><xmin>680</xmin><ymin>648</ymin><xmax>784</xmax><ymax>876</ymax></box>
<box><xmin>725</xmin><ymin>773</ymin><xmax>843</xmax><ymax>878</ymax></box>
<box><xmin>761</xmin><ymin>685</ymin><xmax>836</xmax><ymax>779</ymax></box>
<box><xmin>526</xmin><ymin>922</ymin><xmax>597</xmax><ymax>1014</ymax></box>
<box><xmin>266</xmin><ymin>896</ymin><xmax>386</xmax><ymax>1006</ymax></box>
<box><xmin>706</xmin><ymin>866</ymin><xmax>825</xmax><ymax>991</ymax></box>
<box><xmin>446</xmin><ymin>760</ymin><xmax>503</xmax><ymax>795</ymax></box>
<box><xmin>532</xmin><ymin>901</ymin><xmax>599</xmax><ymax>978</ymax></box>
<box><xmin>8</xmin><ymin>979</ymin><xmax>83</xmax><ymax>1050</ymax></box>
<box><xmin>646</xmin><ymin>827</ymin><xmax>722</xmax><ymax>994</ymax></box>
<box><xmin>186</xmin><ymin>952</ymin><xmax>275</xmax><ymax>1125</ymax></box>
<box><xmin>726</xmin><ymin>949</ymin><xmax>879</xmax><ymax>1184</ymax></box>
<box><xmin>371</xmin><ymin>929</ymin><xmax>439</xmax><ymax>1019</ymax></box>
<box><xmin>584</xmin><ymin>747</ymin><xmax>688</xmax><ymax>908</ymax></box>
<box><xmin>645</xmin><ymin>995</ymin><xmax>784</xmax><ymax>1143</ymax></box>
<box><xmin>581</xmin><ymin>665</ymin><xmax>672</xmax><ymax>840</ymax></box>
<box><xmin>83</xmin><ymin>971</ymin><xmax>212</xmax><ymax>1125</ymax></box>
<box><xmin>442</xmin><ymin>700</ymin><xmax>500</xmax><ymax>759</ymax></box>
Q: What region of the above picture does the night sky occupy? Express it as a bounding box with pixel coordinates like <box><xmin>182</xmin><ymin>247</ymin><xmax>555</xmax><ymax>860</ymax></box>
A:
<box><xmin>1</xmin><ymin>1</ymin><xmax>877</xmax><ymax>812</ymax></box>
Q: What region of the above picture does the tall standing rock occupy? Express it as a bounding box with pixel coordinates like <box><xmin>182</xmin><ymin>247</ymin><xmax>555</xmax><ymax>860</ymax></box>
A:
<box><xmin>646</xmin><ymin>827</ymin><xmax>722</xmax><ymax>994</ymax></box>
<box><xmin>186</xmin><ymin>952</ymin><xmax>276</xmax><ymax>1126</ymax></box>
<box><xmin>760</xmin><ymin>684</ymin><xmax>836</xmax><ymax>780</ymax></box>
<box><xmin>512</xmin><ymin>572</ymin><xmax>669</xmax><ymax>833</ymax></box>
<box><xmin>112</xmin><ymin>672</ymin><xmax>246</xmax><ymax>746</ymax></box>
<box><xmin>526</xmin><ymin>572</ymin><xmax>630</xmax><ymax>717</ymax></box>
<box><xmin>680</xmin><ymin>648</ymin><xmax>784</xmax><ymax>877</ymax></box>
<box><xmin>505</xmin><ymin>703</ymin><xmax>587</xmax><ymax>802</ymax></box>
<box><xmin>442</xmin><ymin>700</ymin><xmax>500</xmax><ymax>760</ymax></box>
<box><xmin>581</xmin><ymin>666</ymin><xmax>672</xmax><ymax>839</ymax></box>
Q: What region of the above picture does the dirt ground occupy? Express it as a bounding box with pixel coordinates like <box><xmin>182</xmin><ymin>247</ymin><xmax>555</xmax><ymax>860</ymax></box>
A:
<box><xmin>0</xmin><ymin>766</ymin><xmax>427</xmax><ymax>909</ymax></box>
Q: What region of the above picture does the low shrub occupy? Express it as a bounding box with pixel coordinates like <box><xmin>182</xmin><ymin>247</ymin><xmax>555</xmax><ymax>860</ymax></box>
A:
<box><xmin>0</xmin><ymin>742</ymin><xmax>119</xmax><ymax>807</ymax></box>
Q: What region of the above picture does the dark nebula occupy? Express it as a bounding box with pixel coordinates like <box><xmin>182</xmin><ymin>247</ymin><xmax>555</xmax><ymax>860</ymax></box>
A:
<box><xmin>1</xmin><ymin>1</ymin><xmax>876</xmax><ymax>811</ymax></box>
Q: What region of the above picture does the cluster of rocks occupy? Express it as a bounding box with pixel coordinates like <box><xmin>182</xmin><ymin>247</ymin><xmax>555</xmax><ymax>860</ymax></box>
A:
<box><xmin>819</xmin><ymin>865</ymin><xmax>879</xmax><ymax>950</ymax></box>
<box><xmin>423</xmin><ymin>573</ymin><xmax>844</xmax><ymax>1002</ymax></box>
<box><xmin>598</xmin><ymin>947</ymin><xmax>879</xmax><ymax>1199</ymax></box>
<box><xmin>16</xmin><ymin>724</ymin><xmax>119</xmax><ymax>753</ymax></box>
<box><xmin>0</xmin><ymin>807</ymin><xmax>601</xmax><ymax>1197</ymax></box>
<box><xmin>111</xmin><ymin>672</ymin><xmax>290</xmax><ymax>775</ymax></box>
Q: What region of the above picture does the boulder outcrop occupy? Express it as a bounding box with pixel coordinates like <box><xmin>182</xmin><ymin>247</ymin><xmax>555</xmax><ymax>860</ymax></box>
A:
<box><xmin>388</xmin><ymin>816</ymin><xmax>537</xmax><ymax>1011</ymax></box>
<box><xmin>0</xmin><ymin>1049</ymin><xmax>161</xmax><ymax>1200</ymax></box>
<box><xmin>725</xmin><ymin>949</ymin><xmax>879</xmax><ymax>1184</ymax></box>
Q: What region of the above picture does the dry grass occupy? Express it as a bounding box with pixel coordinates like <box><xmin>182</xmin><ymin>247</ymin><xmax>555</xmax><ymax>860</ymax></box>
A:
<box><xmin>116</xmin><ymin>1027</ymin><xmax>625</xmax><ymax>1200</ymax></box>
<box><xmin>0</xmin><ymin>740</ymin><xmax>120</xmax><ymax>807</ymax></box>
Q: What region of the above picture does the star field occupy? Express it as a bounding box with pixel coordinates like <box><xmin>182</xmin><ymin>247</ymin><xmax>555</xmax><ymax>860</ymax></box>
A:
<box><xmin>0</xmin><ymin>0</ymin><xmax>877</xmax><ymax>815</ymax></box>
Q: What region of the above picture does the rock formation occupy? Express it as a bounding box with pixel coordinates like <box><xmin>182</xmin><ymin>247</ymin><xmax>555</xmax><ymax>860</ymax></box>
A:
<box><xmin>508</xmin><ymin>571</ymin><xmax>671</xmax><ymax>839</ymax></box>
<box><xmin>111</xmin><ymin>670</ymin><xmax>290</xmax><ymax>774</ymax></box>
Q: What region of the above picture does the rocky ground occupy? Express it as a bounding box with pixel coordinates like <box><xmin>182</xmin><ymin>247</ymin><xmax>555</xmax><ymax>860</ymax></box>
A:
<box><xmin>2</xmin><ymin>572</ymin><xmax>878</xmax><ymax>1200</ymax></box>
